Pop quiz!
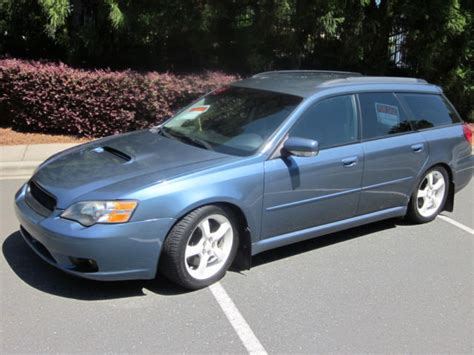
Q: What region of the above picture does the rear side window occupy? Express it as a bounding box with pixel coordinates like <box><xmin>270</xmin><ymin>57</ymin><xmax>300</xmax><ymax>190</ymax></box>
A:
<box><xmin>358</xmin><ymin>93</ymin><xmax>412</xmax><ymax>140</ymax></box>
<box><xmin>290</xmin><ymin>95</ymin><xmax>358</xmax><ymax>149</ymax></box>
<box><xmin>398</xmin><ymin>93</ymin><xmax>461</xmax><ymax>129</ymax></box>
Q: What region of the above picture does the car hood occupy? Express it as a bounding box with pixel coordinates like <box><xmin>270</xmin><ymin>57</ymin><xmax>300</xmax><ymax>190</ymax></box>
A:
<box><xmin>33</xmin><ymin>129</ymin><xmax>238</xmax><ymax>209</ymax></box>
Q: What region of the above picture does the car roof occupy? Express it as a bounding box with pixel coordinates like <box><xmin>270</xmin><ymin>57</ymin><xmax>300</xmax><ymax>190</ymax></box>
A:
<box><xmin>231</xmin><ymin>70</ymin><xmax>436</xmax><ymax>98</ymax></box>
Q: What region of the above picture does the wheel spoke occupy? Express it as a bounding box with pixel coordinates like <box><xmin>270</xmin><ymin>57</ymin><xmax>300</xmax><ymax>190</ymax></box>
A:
<box><xmin>418</xmin><ymin>189</ymin><xmax>427</xmax><ymax>198</ymax></box>
<box><xmin>419</xmin><ymin>200</ymin><xmax>429</xmax><ymax>214</ymax></box>
<box><xmin>212</xmin><ymin>221</ymin><xmax>231</xmax><ymax>242</ymax></box>
<box><xmin>196</xmin><ymin>253</ymin><xmax>210</xmax><ymax>274</ymax></box>
<box><xmin>185</xmin><ymin>240</ymin><xmax>203</xmax><ymax>259</ymax></box>
<box><xmin>199</xmin><ymin>219</ymin><xmax>211</xmax><ymax>239</ymax></box>
<box><xmin>427</xmin><ymin>199</ymin><xmax>435</xmax><ymax>209</ymax></box>
<box><xmin>213</xmin><ymin>247</ymin><xmax>225</xmax><ymax>262</ymax></box>
<box><xmin>432</xmin><ymin>179</ymin><xmax>444</xmax><ymax>191</ymax></box>
<box><xmin>427</xmin><ymin>173</ymin><xmax>434</xmax><ymax>188</ymax></box>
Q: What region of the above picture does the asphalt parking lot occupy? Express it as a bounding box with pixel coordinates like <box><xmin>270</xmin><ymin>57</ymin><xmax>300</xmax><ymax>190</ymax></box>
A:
<box><xmin>1</xmin><ymin>177</ymin><xmax>472</xmax><ymax>353</ymax></box>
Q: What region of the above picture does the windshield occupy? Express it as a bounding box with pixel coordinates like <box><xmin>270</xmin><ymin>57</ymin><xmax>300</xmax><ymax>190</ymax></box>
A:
<box><xmin>162</xmin><ymin>86</ymin><xmax>302</xmax><ymax>156</ymax></box>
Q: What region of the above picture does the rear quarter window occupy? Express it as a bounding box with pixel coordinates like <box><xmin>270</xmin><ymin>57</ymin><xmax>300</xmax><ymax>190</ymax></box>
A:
<box><xmin>398</xmin><ymin>93</ymin><xmax>461</xmax><ymax>130</ymax></box>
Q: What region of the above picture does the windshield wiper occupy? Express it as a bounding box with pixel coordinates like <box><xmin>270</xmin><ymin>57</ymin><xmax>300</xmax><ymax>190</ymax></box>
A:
<box><xmin>157</xmin><ymin>126</ymin><xmax>171</xmax><ymax>138</ymax></box>
<box><xmin>160</xmin><ymin>127</ymin><xmax>214</xmax><ymax>151</ymax></box>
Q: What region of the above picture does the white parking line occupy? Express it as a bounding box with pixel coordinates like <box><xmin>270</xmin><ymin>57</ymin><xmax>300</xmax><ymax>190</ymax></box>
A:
<box><xmin>438</xmin><ymin>215</ymin><xmax>474</xmax><ymax>235</ymax></box>
<box><xmin>209</xmin><ymin>282</ymin><xmax>267</xmax><ymax>355</ymax></box>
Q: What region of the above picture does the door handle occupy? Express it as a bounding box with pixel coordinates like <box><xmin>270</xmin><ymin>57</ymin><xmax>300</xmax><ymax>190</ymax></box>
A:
<box><xmin>411</xmin><ymin>143</ymin><xmax>424</xmax><ymax>153</ymax></box>
<box><xmin>341</xmin><ymin>156</ymin><xmax>358</xmax><ymax>168</ymax></box>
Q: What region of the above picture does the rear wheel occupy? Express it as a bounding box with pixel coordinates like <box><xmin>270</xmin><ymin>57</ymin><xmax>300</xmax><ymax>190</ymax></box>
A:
<box><xmin>407</xmin><ymin>166</ymin><xmax>449</xmax><ymax>223</ymax></box>
<box><xmin>159</xmin><ymin>205</ymin><xmax>239</xmax><ymax>290</ymax></box>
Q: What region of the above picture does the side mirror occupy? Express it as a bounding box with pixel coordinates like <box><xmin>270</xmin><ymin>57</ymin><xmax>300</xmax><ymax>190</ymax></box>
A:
<box><xmin>283</xmin><ymin>137</ymin><xmax>319</xmax><ymax>157</ymax></box>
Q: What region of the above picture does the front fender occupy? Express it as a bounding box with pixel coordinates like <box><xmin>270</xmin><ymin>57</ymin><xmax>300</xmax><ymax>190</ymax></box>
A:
<box><xmin>130</xmin><ymin>160</ymin><xmax>265</xmax><ymax>244</ymax></box>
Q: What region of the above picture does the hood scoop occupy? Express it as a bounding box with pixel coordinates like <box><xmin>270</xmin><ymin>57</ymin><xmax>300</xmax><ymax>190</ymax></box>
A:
<box><xmin>93</xmin><ymin>146</ymin><xmax>132</xmax><ymax>162</ymax></box>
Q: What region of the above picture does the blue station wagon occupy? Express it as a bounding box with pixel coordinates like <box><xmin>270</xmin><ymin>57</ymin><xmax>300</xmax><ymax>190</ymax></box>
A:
<box><xmin>15</xmin><ymin>71</ymin><xmax>473</xmax><ymax>289</ymax></box>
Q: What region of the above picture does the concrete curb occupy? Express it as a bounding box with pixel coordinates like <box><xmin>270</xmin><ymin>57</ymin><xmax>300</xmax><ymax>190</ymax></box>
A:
<box><xmin>0</xmin><ymin>161</ymin><xmax>42</xmax><ymax>178</ymax></box>
<box><xmin>0</xmin><ymin>143</ymin><xmax>78</xmax><ymax>179</ymax></box>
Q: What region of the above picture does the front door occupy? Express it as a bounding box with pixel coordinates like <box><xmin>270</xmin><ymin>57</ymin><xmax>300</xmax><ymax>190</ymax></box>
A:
<box><xmin>262</xmin><ymin>94</ymin><xmax>364</xmax><ymax>239</ymax></box>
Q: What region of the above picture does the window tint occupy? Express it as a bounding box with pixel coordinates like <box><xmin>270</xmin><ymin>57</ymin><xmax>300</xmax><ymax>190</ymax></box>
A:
<box><xmin>289</xmin><ymin>95</ymin><xmax>358</xmax><ymax>149</ymax></box>
<box><xmin>359</xmin><ymin>93</ymin><xmax>412</xmax><ymax>140</ymax></box>
<box><xmin>398</xmin><ymin>93</ymin><xmax>461</xmax><ymax>129</ymax></box>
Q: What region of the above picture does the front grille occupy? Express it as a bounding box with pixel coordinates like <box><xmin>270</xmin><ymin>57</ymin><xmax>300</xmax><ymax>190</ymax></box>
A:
<box><xmin>29</xmin><ymin>180</ymin><xmax>57</xmax><ymax>212</ymax></box>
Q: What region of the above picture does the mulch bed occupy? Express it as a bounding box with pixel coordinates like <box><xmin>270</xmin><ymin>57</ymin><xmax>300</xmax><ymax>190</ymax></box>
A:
<box><xmin>0</xmin><ymin>128</ymin><xmax>90</xmax><ymax>145</ymax></box>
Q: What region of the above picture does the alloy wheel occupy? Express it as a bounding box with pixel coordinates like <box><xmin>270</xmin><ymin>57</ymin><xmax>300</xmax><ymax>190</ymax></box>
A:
<box><xmin>416</xmin><ymin>170</ymin><xmax>446</xmax><ymax>218</ymax></box>
<box><xmin>184</xmin><ymin>214</ymin><xmax>233</xmax><ymax>280</ymax></box>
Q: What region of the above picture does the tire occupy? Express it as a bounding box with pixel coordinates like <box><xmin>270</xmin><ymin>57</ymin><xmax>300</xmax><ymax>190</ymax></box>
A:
<box><xmin>407</xmin><ymin>166</ymin><xmax>449</xmax><ymax>223</ymax></box>
<box><xmin>159</xmin><ymin>205</ymin><xmax>239</xmax><ymax>290</ymax></box>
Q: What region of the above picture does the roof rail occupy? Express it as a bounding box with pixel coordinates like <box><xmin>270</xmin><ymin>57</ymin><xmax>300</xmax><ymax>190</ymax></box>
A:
<box><xmin>252</xmin><ymin>70</ymin><xmax>362</xmax><ymax>78</ymax></box>
<box><xmin>320</xmin><ymin>76</ymin><xmax>428</xmax><ymax>87</ymax></box>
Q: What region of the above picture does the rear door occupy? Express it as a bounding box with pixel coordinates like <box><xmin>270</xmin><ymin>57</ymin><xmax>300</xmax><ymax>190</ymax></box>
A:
<box><xmin>397</xmin><ymin>92</ymin><xmax>471</xmax><ymax>193</ymax></box>
<box><xmin>262</xmin><ymin>94</ymin><xmax>364</xmax><ymax>239</ymax></box>
<box><xmin>357</xmin><ymin>92</ymin><xmax>429</xmax><ymax>215</ymax></box>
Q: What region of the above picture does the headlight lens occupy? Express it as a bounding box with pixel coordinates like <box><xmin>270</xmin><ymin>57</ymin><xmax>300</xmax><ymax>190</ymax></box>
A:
<box><xmin>61</xmin><ymin>201</ymin><xmax>138</xmax><ymax>226</ymax></box>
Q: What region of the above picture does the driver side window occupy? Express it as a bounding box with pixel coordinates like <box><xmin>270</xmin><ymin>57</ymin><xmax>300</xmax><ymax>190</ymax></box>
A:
<box><xmin>290</xmin><ymin>95</ymin><xmax>358</xmax><ymax>149</ymax></box>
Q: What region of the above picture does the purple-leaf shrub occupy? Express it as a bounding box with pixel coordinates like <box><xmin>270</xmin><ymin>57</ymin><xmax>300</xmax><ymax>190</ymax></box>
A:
<box><xmin>0</xmin><ymin>59</ymin><xmax>239</xmax><ymax>137</ymax></box>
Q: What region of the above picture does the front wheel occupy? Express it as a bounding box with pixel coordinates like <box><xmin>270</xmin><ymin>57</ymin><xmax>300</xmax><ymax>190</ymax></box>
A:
<box><xmin>407</xmin><ymin>166</ymin><xmax>449</xmax><ymax>223</ymax></box>
<box><xmin>159</xmin><ymin>205</ymin><xmax>239</xmax><ymax>290</ymax></box>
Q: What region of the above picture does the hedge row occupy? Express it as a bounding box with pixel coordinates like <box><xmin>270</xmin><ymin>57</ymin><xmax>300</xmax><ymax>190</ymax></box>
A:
<box><xmin>0</xmin><ymin>59</ymin><xmax>238</xmax><ymax>137</ymax></box>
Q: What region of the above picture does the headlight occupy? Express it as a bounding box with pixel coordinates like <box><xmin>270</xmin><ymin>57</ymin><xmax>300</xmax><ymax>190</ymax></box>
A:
<box><xmin>61</xmin><ymin>201</ymin><xmax>138</xmax><ymax>227</ymax></box>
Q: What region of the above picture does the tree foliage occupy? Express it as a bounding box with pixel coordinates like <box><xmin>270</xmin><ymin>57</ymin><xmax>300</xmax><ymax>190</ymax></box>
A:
<box><xmin>0</xmin><ymin>0</ymin><xmax>472</xmax><ymax>119</ymax></box>
<box><xmin>38</xmin><ymin>0</ymin><xmax>70</xmax><ymax>38</ymax></box>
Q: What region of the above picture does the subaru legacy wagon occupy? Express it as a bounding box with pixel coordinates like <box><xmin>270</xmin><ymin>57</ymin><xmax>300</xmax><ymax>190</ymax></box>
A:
<box><xmin>15</xmin><ymin>71</ymin><xmax>473</xmax><ymax>289</ymax></box>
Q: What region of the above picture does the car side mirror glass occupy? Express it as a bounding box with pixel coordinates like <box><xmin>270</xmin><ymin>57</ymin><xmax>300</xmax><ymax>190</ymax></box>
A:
<box><xmin>283</xmin><ymin>137</ymin><xmax>319</xmax><ymax>157</ymax></box>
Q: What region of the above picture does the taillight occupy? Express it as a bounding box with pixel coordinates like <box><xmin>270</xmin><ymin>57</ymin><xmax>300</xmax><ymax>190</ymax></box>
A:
<box><xmin>462</xmin><ymin>123</ymin><xmax>472</xmax><ymax>144</ymax></box>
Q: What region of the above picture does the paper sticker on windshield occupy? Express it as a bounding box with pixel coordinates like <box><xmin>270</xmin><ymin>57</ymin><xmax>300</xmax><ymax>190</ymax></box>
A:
<box><xmin>178</xmin><ymin>105</ymin><xmax>210</xmax><ymax>120</ymax></box>
<box><xmin>375</xmin><ymin>103</ymin><xmax>400</xmax><ymax>126</ymax></box>
<box><xmin>189</xmin><ymin>105</ymin><xmax>209</xmax><ymax>113</ymax></box>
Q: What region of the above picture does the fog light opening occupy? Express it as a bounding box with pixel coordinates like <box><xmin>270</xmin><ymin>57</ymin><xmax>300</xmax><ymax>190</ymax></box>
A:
<box><xmin>69</xmin><ymin>257</ymin><xmax>98</xmax><ymax>273</ymax></box>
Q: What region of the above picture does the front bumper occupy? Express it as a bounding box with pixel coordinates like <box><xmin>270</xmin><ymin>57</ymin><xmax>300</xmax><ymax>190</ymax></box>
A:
<box><xmin>14</xmin><ymin>184</ymin><xmax>175</xmax><ymax>281</ymax></box>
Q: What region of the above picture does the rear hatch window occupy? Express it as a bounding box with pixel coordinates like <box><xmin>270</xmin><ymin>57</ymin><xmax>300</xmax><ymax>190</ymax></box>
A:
<box><xmin>398</xmin><ymin>93</ymin><xmax>461</xmax><ymax>130</ymax></box>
